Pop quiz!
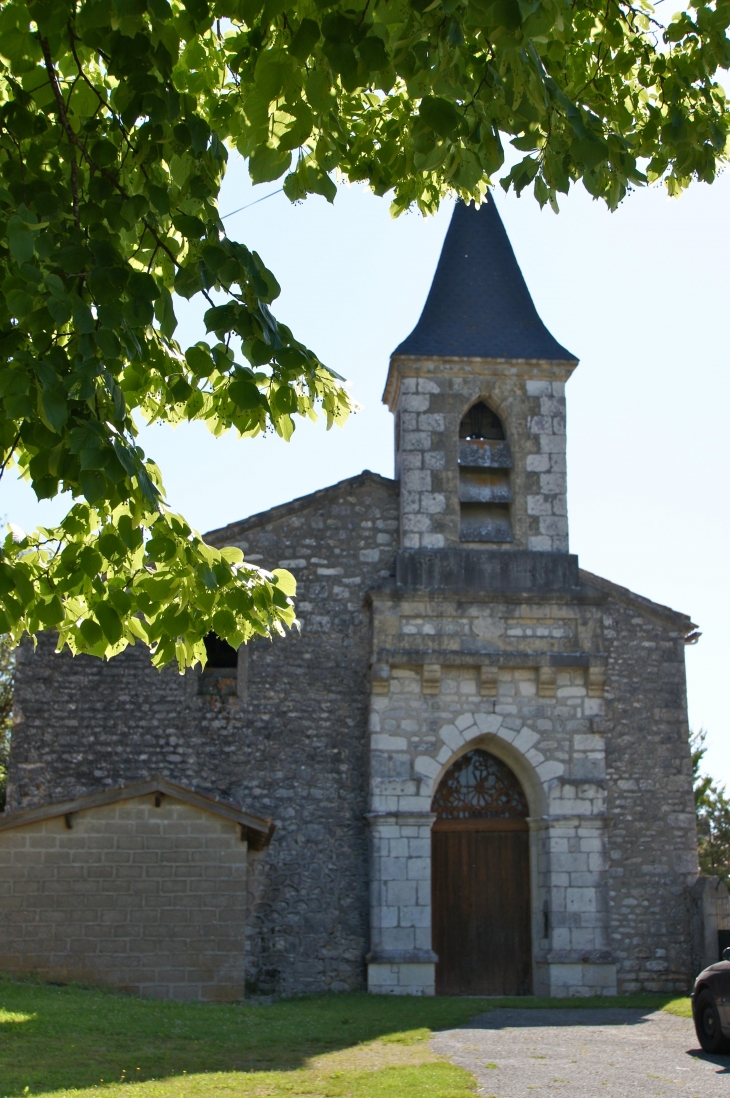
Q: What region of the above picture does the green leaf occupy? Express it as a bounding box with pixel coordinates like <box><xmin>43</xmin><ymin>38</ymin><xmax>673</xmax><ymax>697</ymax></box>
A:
<box><xmin>6</xmin><ymin>289</ymin><xmax>35</xmax><ymax>318</ymax></box>
<box><xmin>272</xmin><ymin>568</ymin><xmax>296</xmax><ymax>595</ymax></box>
<box><xmin>90</xmin><ymin>139</ymin><xmax>118</xmax><ymax>166</ymax></box>
<box><xmin>229</xmin><ymin>376</ymin><xmax>264</xmax><ymax>409</ymax></box>
<box><xmin>249</xmin><ymin>145</ymin><xmax>292</xmax><ymax>183</ymax></box>
<box><xmin>173</xmin><ymin>214</ymin><xmax>207</xmax><ymax>239</ymax></box>
<box><xmin>95</xmin><ymin>602</ymin><xmax>123</xmax><ymax>644</ymax></box>
<box><xmin>290</xmin><ymin>18</ymin><xmax>320</xmax><ymax>60</ymax></box>
<box><xmin>174</xmin><ymin>264</ymin><xmax>204</xmax><ymax>300</ymax></box>
<box><xmin>146</xmin><ymin>536</ymin><xmax>176</xmax><ymax>561</ymax></box>
<box><xmin>419</xmin><ymin>97</ymin><xmax>462</xmax><ymax>138</ymax></box>
<box><xmin>48</xmin><ymin>297</ymin><xmax>72</xmax><ymax>324</ymax></box>
<box><xmin>78</xmin><ymin>546</ymin><xmax>104</xmax><ymax>576</ymax></box>
<box><xmin>212</xmin><ymin>608</ymin><xmax>236</xmax><ymax>637</ymax></box>
<box><xmin>72</xmin><ymin>302</ymin><xmax>95</xmax><ymax>334</ymax></box>
<box><xmin>155</xmin><ymin>289</ymin><xmax>177</xmax><ymax>337</ymax></box>
<box><xmin>80</xmin><ymin>469</ymin><xmax>107</xmax><ymax>503</ymax></box>
<box><xmin>41</xmin><ymin>384</ymin><xmax>68</xmax><ymax>432</ymax></box>
<box><xmin>358</xmin><ymin>36</ymin><xmax>389</xmax><ymax>71</ymax></box>
<box><xmin>7</xmin><ymin>216</ymin><xmax>34</xmax><ymax>264</ymax></box>
<box><xmin>572</xmin><ymin>135</ymin><xmax>608</xmax><ymax>170</ymax></box>
<box><xmin>185</xmin><ymin>344</ymin><xmax>215</xmax><ymax>377</ymax></box>
<box><xmin>186</xmin><ymin>114</ymin><xmax>211</xmax><ymax>155</ymax></box>
<box><xmin>79</xmin><ymin>618</ymin><xmax>104</xmax><ymax>647</ymax></box>
<box><xmin>38</xmin><ymin>595</ymin><xmax>65</xmax><ymax>626</ymax></box>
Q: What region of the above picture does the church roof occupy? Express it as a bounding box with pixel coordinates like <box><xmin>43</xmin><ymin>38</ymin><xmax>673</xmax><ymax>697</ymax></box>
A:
<box><xmin>392</xmin><ymin>196</ymin><xmax>576</xmax><ymax>362</ymax></box>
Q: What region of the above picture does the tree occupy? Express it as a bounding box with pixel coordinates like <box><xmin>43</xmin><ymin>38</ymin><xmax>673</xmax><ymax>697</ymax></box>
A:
<box><xmin>0</xmin><ymin>635</ymin><xmax>14</xmax><ymax>810</ymax></box>
<box><xmin>692</xmin><ymin>729</ymin><xmax>730</xmax><ymax>888</ymax></box>
<box><xmin>0</xmin><ymin>0</ymin><xmax>728</xmax><ymax>669</ymax></box>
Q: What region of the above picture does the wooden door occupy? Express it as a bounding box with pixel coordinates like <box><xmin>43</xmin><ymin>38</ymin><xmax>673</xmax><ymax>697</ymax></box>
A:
<box><xmin>431</xmin><ymin>750</ymin><xmax>532</xmax><ymax>996</ymax></box>
<box><xmin>432</xmin><ymin>820</ymin><xmax>532</xmax><ymax>995</ymax></box>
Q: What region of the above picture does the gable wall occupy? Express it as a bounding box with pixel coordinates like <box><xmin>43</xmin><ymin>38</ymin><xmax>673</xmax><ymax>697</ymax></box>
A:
<box><xmin>9</xmin><ymin>476</ymin><xmax>400</xmax><ymax>996</ymax></box>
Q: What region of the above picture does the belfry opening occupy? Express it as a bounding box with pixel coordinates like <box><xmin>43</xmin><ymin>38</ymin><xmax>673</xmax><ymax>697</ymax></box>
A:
<box><xmin>458</xmin><ymin>401</ymin><xmax>514</xmax><ymax>544</ymax></box>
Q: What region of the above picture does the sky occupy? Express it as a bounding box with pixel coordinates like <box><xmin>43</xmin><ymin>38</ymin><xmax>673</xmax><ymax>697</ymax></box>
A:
<box><xmin>3</xmin><ymin>157</ymin><xmax>729</xmax><ymax>784</ymax></box>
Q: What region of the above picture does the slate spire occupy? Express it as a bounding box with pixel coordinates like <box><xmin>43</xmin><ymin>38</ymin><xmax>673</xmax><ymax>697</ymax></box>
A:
<box><xmin>393</xmin><ymin>195</ymin><xmax>575</xmax><ymax>361</ymax></box>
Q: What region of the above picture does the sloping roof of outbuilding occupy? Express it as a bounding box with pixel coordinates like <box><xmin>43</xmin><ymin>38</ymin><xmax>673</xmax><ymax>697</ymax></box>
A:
<box><xmin>0</xmin><ymin>775</ymin><xmax>276</xmax><ymax>849</ymax></box>
<box><xmin>392</xmin><ymin>196</ymin><xmax>576</xmax><ymax>362</ymax></box>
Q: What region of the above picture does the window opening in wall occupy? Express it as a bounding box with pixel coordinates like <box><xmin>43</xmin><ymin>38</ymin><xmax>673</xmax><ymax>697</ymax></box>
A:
<box><xmin>199</xmin><ymin>632</ymin><xmax>241</xmax><ymax>697</ymax></box>
<box><xmin>459</xmin><ymin>402</ymin><xmax>505</xmax><ymax>442</ymax></box>
<box><xmin>458</xmin><ymin>401</ymin><xmax>513</xmax><ymax>543</ymax></box>
<box><xmin>204</xmin><ymin>632</ymin><xmax>238</xmax><ymax>668</ymax></box>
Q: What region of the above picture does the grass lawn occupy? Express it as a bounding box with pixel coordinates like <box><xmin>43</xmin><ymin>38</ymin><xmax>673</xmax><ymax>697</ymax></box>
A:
<box><xmin>0</xmin><ymin>976</ymin><xmax>691</xmax><ymax>1098</ymax></box>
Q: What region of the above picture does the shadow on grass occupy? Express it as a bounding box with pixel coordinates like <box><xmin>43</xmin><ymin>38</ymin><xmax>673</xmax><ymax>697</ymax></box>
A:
<box><xmin>0</xmin><ymin>973</ymin><xmax>687</xmax><ymax>1096</ymax></box>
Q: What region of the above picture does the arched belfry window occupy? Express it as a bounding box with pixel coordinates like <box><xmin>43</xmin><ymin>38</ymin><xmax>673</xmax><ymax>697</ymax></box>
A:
<box><xmin>458</xmin><ymin>400</ymin><xmax>513</xmax><ymax>543</ymax></box>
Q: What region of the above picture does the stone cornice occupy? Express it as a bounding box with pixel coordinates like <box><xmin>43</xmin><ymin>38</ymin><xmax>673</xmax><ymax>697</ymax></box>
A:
<box><xmin>383</xmin><ymin>354</ymin><xmax>578</xmax><ymax>409</ymax></box>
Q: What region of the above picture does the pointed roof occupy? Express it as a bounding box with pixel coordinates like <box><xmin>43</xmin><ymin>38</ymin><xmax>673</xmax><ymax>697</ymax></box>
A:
<box><xmin>392</xmin><ymin>196</ymin><xmax>575</xmax><ymax>362</ymax></box>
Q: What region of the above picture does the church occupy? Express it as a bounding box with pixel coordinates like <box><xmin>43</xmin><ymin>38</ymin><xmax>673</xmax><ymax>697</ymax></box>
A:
<box><xmin>1</xmin><ymin>198</ymin><xmax>706</xmax><ymax>1001</ymax></box>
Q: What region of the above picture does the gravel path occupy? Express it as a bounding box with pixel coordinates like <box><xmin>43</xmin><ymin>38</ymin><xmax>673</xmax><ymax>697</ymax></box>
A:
<box><xmin>431</xmin><ymin>1007</ymin><xmax>730</xmax><ymax>1098</ymax></box>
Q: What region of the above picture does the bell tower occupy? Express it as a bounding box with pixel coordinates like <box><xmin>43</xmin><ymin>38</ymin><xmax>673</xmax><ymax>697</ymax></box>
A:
<box><xmin>384</xmin><ymin>196</ymin><xmax>577</xmax><ymax>553</ymax></box>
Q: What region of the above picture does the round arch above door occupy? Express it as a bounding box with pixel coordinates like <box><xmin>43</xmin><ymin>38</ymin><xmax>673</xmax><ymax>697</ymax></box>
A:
<box><xmin>431</xmin><ymin>749</ymin><xmax>532</xmax><ymax>996</ymax></box>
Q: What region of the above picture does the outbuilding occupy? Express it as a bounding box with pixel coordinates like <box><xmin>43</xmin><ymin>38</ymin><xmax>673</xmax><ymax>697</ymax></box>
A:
<box><xmin>0</xmin><ymin>776</ymin><xmax>273</xmax><ymax>999</ymax></box>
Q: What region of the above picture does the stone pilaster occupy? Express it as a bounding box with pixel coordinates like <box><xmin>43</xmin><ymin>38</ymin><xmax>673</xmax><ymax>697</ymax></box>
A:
<box><xmin>366</xmin><ymin>811</ymin><xmax>437</xmax><ymax>995</ymax></box>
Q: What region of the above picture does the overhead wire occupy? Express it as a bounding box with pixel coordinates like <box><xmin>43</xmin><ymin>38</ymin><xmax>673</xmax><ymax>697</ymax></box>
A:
<box><xmin>221</xmin><ymin>188</ymin><xmax>283</xmax><ymax>220</ymax></box>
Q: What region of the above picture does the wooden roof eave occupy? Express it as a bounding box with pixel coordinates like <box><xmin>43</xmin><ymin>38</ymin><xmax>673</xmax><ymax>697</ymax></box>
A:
<box><xmin>0</xmin><ymin>774</ymin><xmax>276</xmax><ymax>848</ymax></box>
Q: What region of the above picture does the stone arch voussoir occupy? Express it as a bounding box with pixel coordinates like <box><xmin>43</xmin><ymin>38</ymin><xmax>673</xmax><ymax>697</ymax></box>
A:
<box><xmin>415</xmin><ymin>711</ymin><xmax>555</xmax><ymax>818</ymax></box>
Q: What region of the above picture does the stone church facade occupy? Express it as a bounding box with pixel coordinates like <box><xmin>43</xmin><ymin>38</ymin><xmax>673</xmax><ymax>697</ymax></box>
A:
<box><xmin>5</xmin><ymin>199</ymin><xmax>702</xmax><ymax>1000</ymax></box>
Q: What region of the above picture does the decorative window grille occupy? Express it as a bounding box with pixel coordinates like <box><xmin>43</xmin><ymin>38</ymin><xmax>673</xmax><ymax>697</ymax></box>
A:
<box><xmin>432</xmin><ymin>749</ymin><xmax>528</xmax><ymax>819</ymax></box>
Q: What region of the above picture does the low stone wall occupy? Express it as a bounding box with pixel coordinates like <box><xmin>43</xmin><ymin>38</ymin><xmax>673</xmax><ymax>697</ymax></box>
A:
<box><xmin>0</xmin><ymin>795</ymin><xmax>248</xmax><ymax>1000</ymax></box>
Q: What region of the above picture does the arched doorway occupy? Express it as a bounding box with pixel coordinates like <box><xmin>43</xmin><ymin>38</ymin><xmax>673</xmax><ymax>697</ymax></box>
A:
<box><xmin>431</xmin><ymin>748</ymin><xmax>532</xmax><ymax>995</ymax></box>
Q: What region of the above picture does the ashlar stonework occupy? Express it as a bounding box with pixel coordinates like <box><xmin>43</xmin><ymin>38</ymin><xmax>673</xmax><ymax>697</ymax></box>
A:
<box><xmin>5</xmin><ymin>198</ymin><xmax>711</xmax><ymax>1000</ymax></box>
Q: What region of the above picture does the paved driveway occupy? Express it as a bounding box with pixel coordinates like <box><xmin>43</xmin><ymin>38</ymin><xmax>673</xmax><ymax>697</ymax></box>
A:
<box><xmin>431</xmin><ymin>1007</ymin><xmax>730</xmax><ymax>1098</ymax></box>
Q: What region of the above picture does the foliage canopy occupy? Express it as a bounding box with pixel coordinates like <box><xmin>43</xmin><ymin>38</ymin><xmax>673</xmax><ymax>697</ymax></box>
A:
<box><xmin>0</xmin><ymin>0</ymin><xmax>728</xmax><ymax>667</ymax></box>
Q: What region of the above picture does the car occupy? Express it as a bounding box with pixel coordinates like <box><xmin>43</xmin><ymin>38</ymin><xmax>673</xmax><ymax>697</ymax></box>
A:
<box><xmin>692</xmin><ymin>946</ymin><xmax>730</xmax><ymax>1053</ymax></box>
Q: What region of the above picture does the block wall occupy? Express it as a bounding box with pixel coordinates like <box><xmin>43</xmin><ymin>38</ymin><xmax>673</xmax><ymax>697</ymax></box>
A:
<box><xmin>0</xmin><ymin>797</ymin><xmax>247</xmax><ymax>1000</ymax></box>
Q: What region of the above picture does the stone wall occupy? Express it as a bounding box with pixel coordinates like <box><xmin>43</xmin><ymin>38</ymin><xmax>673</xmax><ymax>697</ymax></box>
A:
<box><xmin>366</xmin><ymin>563</ymin><xmax>697</xmax><ymax>996</ymax></box>
<box><xmin>384</xmin><ymin>357</ymin><xmax>574</xmax><ymax>552</ymax></box>
<box><xmin>9</xmin><ymin>472</ymin><xmax>399</xmax><ymax>996</ymax></box>
<box><xmin>7</xmin><ymin>467</ymin><xmax>697</xmax><ymax>999</ymax></box>
<box><xmin>0</xmin><ymin>796</ymin><xmax>247</xmax><ymax>1000</ymax></box>
<box><xmin>592</xmin><ymin>575</ymin><xmax>699</xmax><ymax>993</ymax></box>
